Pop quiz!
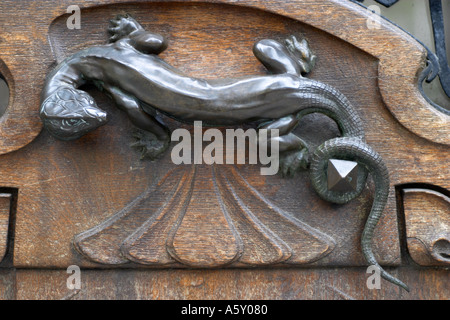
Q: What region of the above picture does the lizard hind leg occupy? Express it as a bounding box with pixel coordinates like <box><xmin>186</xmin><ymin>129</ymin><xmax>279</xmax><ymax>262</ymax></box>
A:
<box><xmin>253</xmin><ymin>36</ymin><xmax>316</xmax><ymax>77</ymax></box>
<box><xmin>258</xmin><ymin>115</ymin><xmax>309</xmax><ymax>177</ymax></box>
<box><xmin>102</xmin><ymin>84</ymin><xmax>170</xmax><ymax>160</ymax></box>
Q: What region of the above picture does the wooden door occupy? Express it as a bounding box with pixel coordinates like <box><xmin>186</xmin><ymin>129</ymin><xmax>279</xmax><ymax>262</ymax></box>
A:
<box><xmin>0</xmin><ymin>0</ymin><xmax>448</xmax><ymax>300</ymax></box>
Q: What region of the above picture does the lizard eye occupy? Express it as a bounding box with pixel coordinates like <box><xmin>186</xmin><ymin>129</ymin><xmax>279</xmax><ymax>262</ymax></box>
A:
<box><xmin>62</xmin><ymin>119</ymin><xmax>87</xmax><ymax>127</ymax></box>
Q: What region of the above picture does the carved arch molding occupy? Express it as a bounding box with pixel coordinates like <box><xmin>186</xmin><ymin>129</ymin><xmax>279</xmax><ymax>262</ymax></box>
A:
<box><xmin>0</xmin><ymin>0</ymin><xmax>448</xmax><ymax>294</ymax></box>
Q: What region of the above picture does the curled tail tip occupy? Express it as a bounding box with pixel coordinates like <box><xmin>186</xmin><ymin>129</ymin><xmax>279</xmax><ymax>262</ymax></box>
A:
<box><xmin>388</xmin><ymin>275</ymin><xmax>410</xmax><ymax>292</ymax></box>
<box><xmin>394</xmin><ymin>276</ymin><xmax>410</xmax><ymax>292</ymax></box>
<box><xmin>393</xmin><ymin>278</ymin><xmax>410</xmax><ymax>292</ymax></box>
<box><xmin>380</xmin><ymin>268</ymin><xmax>410</xmax><ymax>292</ymax></box>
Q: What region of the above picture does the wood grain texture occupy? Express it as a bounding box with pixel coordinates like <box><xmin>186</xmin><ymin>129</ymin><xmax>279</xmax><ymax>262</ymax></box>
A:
<box><xmin>0</xmin><ymin>194</ymin><xmax>11</xmax><ymax>263</ymax></box>
<box><xmin>0</xmin><ymin>269</ymin><xmax>15</xmax><ymax>300</ymax></box>
<box><xmin>403</xmin><ymin>188</ymin><xmax>450</xmax><ymax>266</ymax></box>
<box><xmin>14</xmin><ymin>267</ymin><xmax>449</xmax><ymax>300</ymax></box>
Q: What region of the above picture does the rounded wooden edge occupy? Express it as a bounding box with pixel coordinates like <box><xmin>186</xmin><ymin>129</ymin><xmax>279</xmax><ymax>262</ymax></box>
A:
<box><xmin>0</xmin><ymin>0</ymin><xmax>447</xmax><ymax>155</ymax></box>
<box><xmin>0</xmin><ymin>56</ymin><xmax>43</xmax><ymax>155</ymax></box>
<box><xmin>251</xmin><ymin>0</ymin><xmax>449</xmax><ymax>145</ymax></box>
<box><xmin>403</xmin><ymin>188</ymin><xmax>450</xmax><ymax>266</ymax></box>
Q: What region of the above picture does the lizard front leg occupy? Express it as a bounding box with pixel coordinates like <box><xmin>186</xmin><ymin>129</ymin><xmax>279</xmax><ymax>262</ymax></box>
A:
<box><xmin>253</xmin><ymin>35</ymin><xmax>316</xmax><ymax>176</ymax></box>
<box><xmin>101</xmin><ymin>83</ymin><xmax>170</xmax><ymax>159</ymax></box>
<box><xmin>108</xmin><ymin>14</ymin><xmax>168</xmax><ymax>55</ymax></box>
<box><xmin>258</xmin><ymin>115</ymin><xmax>309</xmax><ymax>176</ymax></box>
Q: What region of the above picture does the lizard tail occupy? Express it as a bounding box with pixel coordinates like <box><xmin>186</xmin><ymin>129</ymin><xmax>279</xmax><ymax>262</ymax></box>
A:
<box><xmin>309</xmin><ymin>137</ymin><xmax>409</xmax><ymax>292</ymax></box>
<box><xmin>295</xmin><ymin>78</ymin><xmax>365</xmax><ymax>141</ymax></box>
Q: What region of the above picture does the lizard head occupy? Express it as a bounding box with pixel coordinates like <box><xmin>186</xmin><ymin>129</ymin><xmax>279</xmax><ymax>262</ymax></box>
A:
<box><xmin>40</xmin><ymin>87</ymin><xmax>108</xmax><ymax>140</ymax></box>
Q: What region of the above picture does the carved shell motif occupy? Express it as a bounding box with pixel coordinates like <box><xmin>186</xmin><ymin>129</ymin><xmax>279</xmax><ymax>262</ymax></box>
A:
<box><xmin>74</xmin><ymin>164</ymin><xmax>336</xmax><ymax>267</ymax></box>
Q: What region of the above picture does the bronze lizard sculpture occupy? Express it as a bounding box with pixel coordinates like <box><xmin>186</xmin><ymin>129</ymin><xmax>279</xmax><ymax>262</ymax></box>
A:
<box><xmin>39</xmin><ymin>14</ymin><xmax>408</xmax><ymax>291</ymax></box>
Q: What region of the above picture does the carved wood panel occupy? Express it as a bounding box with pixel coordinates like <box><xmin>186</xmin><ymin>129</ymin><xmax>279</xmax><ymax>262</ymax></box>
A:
<box><xmin>13</xmin><ymin>268</ymin><xmax>450</xmax><ymax>300</ymax></box>
<box><xmin>0</xmin><ymin>0</ymin><xmax>448</xmax><ymax>299</ymax></box>
<box><xmin>5</xmin><ymin>1</ymin><xmax>400</xmax><ymax>269</ymax></box>
<box><xmin>403</xmin><ymin>187</ymin><xmax>450</xmax><ymax>266</ymax></box>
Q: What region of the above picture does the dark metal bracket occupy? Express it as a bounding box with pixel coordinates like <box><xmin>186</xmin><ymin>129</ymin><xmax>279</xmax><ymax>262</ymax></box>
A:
<box><xmin>351</xmin><ymin>0</ymin><xmax>450</xmax><ymax>115</ymax></box>
<box><xmin>429</xmin><ymin>0</ymin><xmax>450</xmax><ymax>98</ymax></box>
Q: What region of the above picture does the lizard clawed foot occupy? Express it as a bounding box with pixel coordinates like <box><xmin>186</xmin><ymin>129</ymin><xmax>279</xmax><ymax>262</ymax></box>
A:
<box><xmin>108</xmin><ymin>14</ymin><xmax>144</xmax><ymax>43</ymax></box>
<box><xmin>285</xmin><ymin>36</ymin><xmax>316</xmax><ymax>75</ymax></box>
<box><xmin>131</xmin><ymin>129</ymin><xmax>170</xmax><ymax>160</ymax></box>
<box><xmin>279</xmin><ymin>148</ymin><xmax>309</xmax><ymax>177</ymax></box>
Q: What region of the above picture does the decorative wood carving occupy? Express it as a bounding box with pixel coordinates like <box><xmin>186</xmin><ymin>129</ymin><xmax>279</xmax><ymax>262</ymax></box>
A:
<box><xmin>403</xmin><ymin>187</ymin><xmax>450</xmax><ymax>266</ymax></box>
<box><xmin>74</xmin><ymin>165</ymin><xmax>336</xmax><ymax>267</ymax></box>
<box><xmin>4</xmin><ymin>1</ymin><xmax>406</xmax><ymax>271</ymax></box>
<box><xmin>0</xmin><ymin>194</ymin><xmax>11</xmax><ymax>263</ymax></box>
<box><xmin>0</xmin><ymin>0</ymin><xmax>447</xmax><ymax>298</ymax></box>
<box><xmin>39</xmin><ymin>11</ymin><xmax>410</xmax><ymax>289</ymax></box>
